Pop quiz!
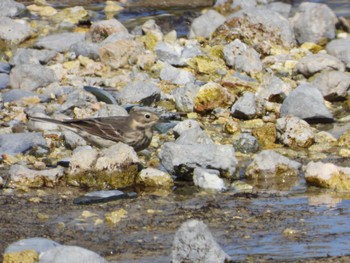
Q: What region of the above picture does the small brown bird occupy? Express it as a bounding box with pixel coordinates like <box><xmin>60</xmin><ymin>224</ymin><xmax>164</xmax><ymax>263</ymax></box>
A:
<box><xmin>30</xmin><ymin>110</ymin><xmax>160</xmax><ymax>151</ymax></box>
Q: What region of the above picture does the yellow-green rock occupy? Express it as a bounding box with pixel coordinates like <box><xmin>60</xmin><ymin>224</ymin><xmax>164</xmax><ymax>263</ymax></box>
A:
<box><xmin>337</xmin><ymin>129</ymin><xmax>350</xmax><ymax>147</ymax></box>
<box><xmin>3</xmin><ymin>250</ymin><xmax>39</xmax><ymax>263</ymax></box>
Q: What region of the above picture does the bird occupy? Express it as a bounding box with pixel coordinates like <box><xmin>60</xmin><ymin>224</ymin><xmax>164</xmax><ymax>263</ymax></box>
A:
<box><xmin>30</xmin><ymin>109</ymin><xmax>160</xmax><ymax>151</ymax></box>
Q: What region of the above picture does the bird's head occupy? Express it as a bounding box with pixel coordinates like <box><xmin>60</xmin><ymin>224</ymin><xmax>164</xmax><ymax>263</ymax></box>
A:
<box><xmin>129</xmin><ymin>110</ymin><xmax>160</xmax><ymax>130</ymax></box>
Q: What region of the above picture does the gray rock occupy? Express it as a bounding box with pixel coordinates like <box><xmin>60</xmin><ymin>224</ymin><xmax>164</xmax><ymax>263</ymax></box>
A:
<box><xmin>160</xmin><ymin>64</ymin><xmax>195</xmax><ymax>85</ymax></box>
<box><xmin>175</xmin><ymin>128</ymin><xmax>213</xmax><ymax>145</ymax></box>
<box><xmin>276</xmin><ymin>116</ymin><xmax>315</xmax><ymax>148</ymax></box>
<box><xmin>231</xmin><ymin>0</ymin><xmax>257</xmax><ymax>9</ymax></box>
<box><xmin>94</xmin><ymin>104</ymin><xmax>128</xmax><ymax>117</ymax></box>
<box><xmin>10</xmin><ymin>48</ymin><xmax>58</xmax><ymax>66</ymax></box>
<box><xmin>0</xmin><ymin>132</ymin><xmax>48</xmax><ymax>156</ymax></box>
<box><xmin>39</xmin><ymin>245</ymin><xmax>108</xmax><ymax>263</ymax></box>
<box><xmin>83</xmin><ymin>86</ymin><xmax>118</xmax><ymax>105</ymax></box>
<box><xmin>267</xmin><ymin>2</ymin><xmax>292</xmax><ymax>18</ymax></box>
<box><xmin>257</xmin><ymin>74</ymin><xmax>291</xmax><ymax>102</ymax></box>
<box><xmin>0</xmin><ymin>62</ymin><xmax>11</xmax><ymax>73</ymax></box>
<box><xmin>10</xmin><ymin>64</ymin><xmax>58</xmax><ymax>91</ymax></box>
<box><xmin>171</xmin><ymin>219</ymin><xmax>230</xmax><ymax>263</ymax></box>
<box><xmin>280</xmin><ymin>84</ymin><xmax>334</xmax><ymax>123</ymax></box>
<box><xmin>0</xmin><ymin>73</ymin><xmax>9</xmax><ymax>89</ymax></box>
<box><xmin>291</xmin><ymin>2</ymin><xmax>337</xmax><ymax>44</ymax></box>
<box><xmin>60</xmin><ymin>89</ymin><xmax>97</xmax><ymax>112</ymax></box>
<box><xmin>35</xmin><ymin>32</ymin><xmax>85</xmax><ymax>52</ymax></box>
<box><xmin>188</xmin><ymin>10</ymin><xmax>226</xmax><ymax>39</ymax></box>
<box><xmin>311</xmin><ymin>70</ymin><xmax>350</xmax><ymax>101</ymax></box>
<box><xmin>70</xmin><ymin>41</ymin><xmax>100</xmax><ymax>60</ymax></box>
<box><xmin>231</xmin><ymin>92</ymin><xmax>257</xmax><ymax>119</ymax></box>
<box><xmin>326</xmin><ymin>37</ymin><xmax>350</xmax><ymax>69</ymax></box>
<box><xmin>172</xmin><ymin>119</ymin><xmax>201</xmax><ymax>136</ymax></box>
<box><xmin>117</xmin><ymin>81</ymin><xmax>160</xmax><ymax>105</ymax></box>
<box><xmin>159</xmin><ymin>142</ymin><xmax>237</xmax><ymax>179</ymax></box>
<box><xmin>233</xmin><ymin>133</ymin><xmax>259</xmax><ymax>153</ymax></box>
<box><xmin>62</xmin><ymin>130</ymin><xmax>87</xmax><ymax>149</ymax></box>
<box><xmin>5</xmin><ymin>237</ymin><xmax>61</xmax><ymax>254</ymax></box>
<box><xmin>0</xmin><ymin>17</ymin><xmax>31</xmax><ymax>44</ymax></box>
<box><xmin>0</xmin><ymin>0</ymin><xmax>26</xmax><ymax>17</ymax></box>
<box><xmin>101</xmin><ymin>31</ymin><xmax>134</xmax><ymax>45</ymax></box>
<box><xmin>296</xmin><ymin>53</ymin><xmax>345</xmax><ymax>77</ymax></box>
<box><xmin>223</xmin><ymin>39</ymin><xmax>263</xmax><ymax>75</ymax></box>
<box><xmin>2</xmin><ymin>89</ymin><xmax>38</xmax><ymax>102</ymax></box>
<box><xmin>89</xmin><ymin>18</ymin><xmax>128</xmax><ymax>43</ymax></box>
<box><xmin>193</xmin><ymin>168</ymin><xmax>226</xmax><ymax>191</ymax></box>
<box><xmin>172</xmin><ymin>83</ymin><xmax>200</xmax><ymax>112</ymax></box>
<box><xmin>245</xmin><ymin>150</ymin><xmax>301</xmax><ymax>178</ymax></box>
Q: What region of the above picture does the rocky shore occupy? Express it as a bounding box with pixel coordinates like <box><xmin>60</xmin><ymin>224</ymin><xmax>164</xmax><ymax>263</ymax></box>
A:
<box><xmin>1</xmin><ymin>0</ymin><xmax>350</xmax><ymax>262</ymax></box>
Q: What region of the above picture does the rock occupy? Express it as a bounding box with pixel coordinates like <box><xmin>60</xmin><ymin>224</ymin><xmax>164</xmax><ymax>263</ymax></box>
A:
<box><xmin>159</xmin><ymin>142</ymin><xmax>237</xmax><ymax>179</ymax></box>
<box><xmin>231</xmin><ymin>92</ymin><xmax>257</xmax><ymax>119</ymax></box>
<box><xmin>230</xmin><ymin>0</ymin><xmax>257</xmax><ymax>9</ymax></box>
<box><xmin>267</xmin><ymin>2</ymin><xmax>291</xmax><ymax>18</ymax></box>
<box><xmin>70</xmin><ymin>41</ymin><xmax>100</xmax><ymax>60</ymax></box>
<box><xmin>117</xmin><ymin>81</ymin><xmax>160</xmax><ymax>105</ymax></box>
<box><xmin>89</xmin><ymin>19</ymin><xmax>128</xmax><ymax>43</ymax></box>
<box><xmin>50</xmin><ymin>6</ymin><xmax>89</xmax><ymax>25</ymax></box>
<box><xmin>62</xmin><ymin>130</ymin><xmax>87</xmax><ymax>149</ymax></box>
<box><xmin>66</xmin><ymin>143</ymin><xmax>139</xmax><ymax>189</ymax></box>
<box><xmin>226</xmin><ymin>8</ymin><xmax>296</xmax><ymax>54</ymax></box>
<box><xmin>10</xmin><ymin>48</ymin><xmax>58</xmax><ymax>66</ymax></box>
<box><xmin>2</xmin><ymin>89</ymin><xmax>40</xmax><ymax>103</ymax></box>
<box><xmin>223</xmin><ymin>39</ymin><xmax>263</xmax><ymax>75</ymax></box>
<box><xmin>245</xmin><ymin>150</ymin><xmax>301</xmax><ymax>179</ymax></box>
<box><xmin>0</xmin><ymin>132</ymin><xmax>48</xmax><ymax>156</ymax></box>
<box><xmin>233</xmin><ymin>133</ymin><xmax>259</xmax><ymax>153</ymax></box>
<box><xmin>35</xmin><ymin>32</ymin><xmax>85</xmax><ymax>52</ymax></box>
<box><xmin>256</xmin><ymin>74</ymin><xmax>291</xmax><ymax>102</ymax></box>
<box><xmin>0</xmin><ymin>62</ymin><xmax>11</xmax><ymax>73</ymax></box>
<box><xmin>0</xmin><ymin>17</ymin><xmax>31</xmax><ymax>44</ymax></box>
<box><xmin>172</xmin><ymin>83</ymin><xmax>200</xmax><ymax>112</ymax></box>
<box><xmin>296</xmin><ymin>53</ymin><xmax>345</xmax><ymax>77</ymax></box>
<box><xmin>276</xmin><ymin>116</ymin><xmax>314</xmax><ymax>148</ymax></box>
<box><xmin>5</xmin><ymin>237</ymin><xmax>60</xmax><ymax>254</ymax></box>
<box><xmin>99</xmin><ymin>39</ymin><xmax>144</xmax><ymax>69</ymax></box>
<box><xmin>326</xmin><ymin>37</ymin><xmax>350</xmax><ymax>69</ymax></box>
<box><xmin>280</xmin><ymin>84</ymin><xmax>334</xmax><ymax>123</ymax></box>
<box><xmin>3</xmin><ymin>250</ymin><xmax>38</xmax><ymax>263</ymax></box>
<box><xmin>171</xmin><ymin>219</ymin><xmax>230</xmax><ymax>263</ymax></box>
<box><xmin>59</xmin><ymin>89</ymin><xmax>98</xmax><ymax>112</ymax></box>
<box><xmin>291</xmin><ymin>2</ymin><xmax>337</xmax><ymax>44</ymax></box>
<box><xmin>40</xmin><ymin>245</ymin><xmax>108</xmax><ymax>263</ymax></box>
<box><xmin>8</xmin><ymin>164</ymin><xmax>64</xmax><ymax>188</ymax></box>
<box><xmin>194</xmin><ymin>82</ymin><xmax>235</xmax><ymax>112</ymax></box>
<box><xmin>0</xmin><ymin>73</ymin><xmax>9</xmax><ymax>89</ymax></box>
<box><xmin>10</xmin><ymin>64</ymin><xmax>58</xmax><ymax>91</ymax></box>
<box><xmin>193</xmin><ymin>168</ymin><xmax>226</xmax><ymax>191</ymax></box>
<box><xmin>73</xmin><ymin>189</ymin><xmax>137</xmax><ymax>205</ymax></box>
<box><xmin>172</xmin><ymin>119</ymin><xmax>201</xmax><ymax>136</ymax></box>
<box><xmin>188</xmin><ymin>10</ymin><xmax>226</xmax><ymax>39</ymax></box>
<box><xmin>27</xmin><ymin>4</ymin><xmax>57</xmax><ymax>17</ymax></box>
<box><xmin>136</xmin><ymin>167</ymin><xmax>174</xmax><ymax>188</ymax></box>
<box><xmin>311</xmin><ymin>70</ymin><xmax>350</xmax><ymax>101</ymax></box>
<box><xmin>160</xmin><ymin>64</ymin><xmax>195</xmax><ymax>85</ymax></box>
<box><xmin>0</xmin><ymin>0</ymin><xmax>26</xmax><ymax>17</ymax></box>
<box><xmin>337</xmin><ymin>129</ymin><xmax>350</xmax><ymax>147</ymax></box>
<box><xmin>175</xmin><ymin>127</ymin><xmax>213</xmax><ymax>145</ymax></box>
<box><xmin>304</xmin><ymin>161</ymin><xmax>350</xmax><ymax>192</ymax></box>
<box><xmin>252</xmin><ymin>122</ymin><xmax>278</xmax><ymax>148</ymax></box>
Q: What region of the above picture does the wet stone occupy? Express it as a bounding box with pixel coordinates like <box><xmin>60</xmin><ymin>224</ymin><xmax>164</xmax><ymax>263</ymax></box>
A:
<box><xmin>73</xmin><ymin>190</ymin><xmax>137</xmax><ymax>205</ymax></box>
<box><xmin>193</xmin><ymin>167</ymin><xmax>226</xmax><ymax>191</ymax></box>
<box><xmin>233</xmin><ymin>133</ymin><xmax>259</xmax><ymax>154</ymax></box>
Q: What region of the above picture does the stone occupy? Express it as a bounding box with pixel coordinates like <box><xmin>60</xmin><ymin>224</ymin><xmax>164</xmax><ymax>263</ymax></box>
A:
<box><xmin>8</xmin><ymin>165</ymin><xmax>64</xmax><ymax>188</ymax></box>
<box><xmin>0</xmin><ymin>62</ymin><xmax>11</xmax><ymax>73</ymax></box>
<box><xmin>276</xmin><ymin>116</ymin><xmax>315</xmax><ymax>148</ymax></box>
<box><xmin>89</xmin><ymin>19</ymin><xmax>128</xmax><ymax>43</ymax></box>
<box><xmin>193</xmin><ymin>168</ymin><xmax>226</xmax><ymax>191</ymax></box>
<box><xmin>0</xmin><ymin>73</ymin><xmax>9</xmax><ymax>89</ymax></box>
<box><xmin>10</xmin><ymin>48</ymin><xmax>58</xmax><ymax>66</ymax></box>
<box><xmin>311</xmin><ymin>70</ymin><xmax>350</xmax><ymax>101</ymax></box>
<box><xmin>10</xmin><ymin>64</ymin><xmax>58</xmax><ymax>91</ymax></box>
<box><xmin>69</xmin><ymin>41</ymin><xmax>100</xmax><ymax>60</ymax></box>
<box><xmin>159</xmin><ymin>142</ymin><xmax>237</xmax><ymax>179</ymax></box>
<box><xmin>5</xmin><ymin>237</ymin><xmax>61</xmax><ymax>254</ymax></box>
<box><xmin>257</xmin><ymin>74</ymin><xmax>291</xmax><ymax>102</ymax></box>
<box><xmin>172</xmin><ymin>83</ymin><xmax>200</xmax><ymax>112</ymax></box>
<box><xmin>136</xmin><ymin>168</ymin><xmax>174</xmax><ymax>188</ymax></box>
<box><xmin>245</xmin><ymin>150</ymin><xmax>301</xmax><ymax>179</ymax></box>
<box><xmin>62</xmin><ymin>130</ymin><xmax>87</xmax><ymax>149</ymax></box>
<box><xmin>35</xmin><ymin>32</ymin><xmax>85</xmax><ymax>52</ymax></box>
<box><xmin>326</xmin><ymin>37</ymin><xmax>350</xmax><ymax>69</ymax></box>
<box><xmin>175</xmin><ymin>127</ymin><xmax>213</xmax><ymax>145</ymax></box>
<box><xmin>50</xmin><ymin>6</ymin><xmax>89</xmax><ymax>25</ymax></box>
<box><xmin>160</xmin><ymin>64</ymin><xmax>195</xmax><ymax>85</ymax></box>
<box><xmin>267</xmin><ymin>2</ymin><xmax>292</xmax><ymax>18</ymax></box>
<box><xmin>233</xmin><ymin>133</ymin><xmax>259</xmax><ymax>153</ymax></box>
<box><xmin>59</xmin><ymin>89</ymin><xmax>98</xmax><ymax>112</ymax></box>
<box><xmin>280</xmin><ymin>84</ymin><xmax>334</xmax><ymax>123</ymax></box>
<box><xmin>171</xmin><ymin>219</ymin><xmax>230</xmax><ymax>263</ymax></box>
<box><xmin>0</xmin><ymin>17</ymin><xmax>31</xmax><ymax>44</ymax></box>
<box><xmin>304</xmin><ymin>161</ymin><xmax>350</xmax><ymax>192</ymax></box>
<box><xmin>194</xmin><ymin>82</ymin><xmax>235</xmax><ymax>112</ymax></box>
<box><xmin>172</xmin><ymin>119</ymin><xmax>201</xmax><ymax>136</ymax></box>
<box><xmin>231</xmin><ymin>92</ymin><xmax>257</xmax><ymax>119</ymax></box>
<box><xmin>0</xmin><ymin>132</ymin><xmax>48</xmax><ymax>156</ymax></box>
<box><xmin>0</xmin><ymin>0</ymin><xmax>26</xmax><ymax>17</ymax></box>
<box><xmin>296</xmin><ymin>53</ymin><xmax>345</xmax><ymax>77</ymax></box>
<box><xmin>99</xmin><ymin>39</ymin><xmax>144</xmax><ymax>69</ymax></box>
<box><xmin>117</xmin><ymin>81</ymin><xmax>160</xmax><ymax>105</ymax></box>
<box><xmin>189</xmin><ymin>10</ymin><xmax>226</xmax><ymax>39</ymax></box>
<box><xmin>2</xmin><ymin>89</ymin><xmax>39</xmax><ymax>103</ymax></box>
<box><xmin>223</xmin><ymin>39</ymin><xmax>263</xmax><ymax>75</ymax></box>
<box><xmin>39</xmin><ymin>245</ymin><xmax>108</xmax><ymax>263</ymax></box>
<box><xmin>291</xmin><ymin>2</ymin><xmax>337</xmax><ymax>44</ymax></box>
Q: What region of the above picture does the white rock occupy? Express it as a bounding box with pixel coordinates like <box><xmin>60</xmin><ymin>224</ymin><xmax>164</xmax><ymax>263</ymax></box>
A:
<box><xmin>193</xmin><ymin>168</ymin><xmax>226</xmax><ymax>191</ymax></box>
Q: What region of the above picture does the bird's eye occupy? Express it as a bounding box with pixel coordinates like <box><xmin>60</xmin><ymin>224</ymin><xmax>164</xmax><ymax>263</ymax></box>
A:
<box><xmin>144</xmin><ymin>113</ymin><xmax>151</xmax><ymax>119</ymax></box>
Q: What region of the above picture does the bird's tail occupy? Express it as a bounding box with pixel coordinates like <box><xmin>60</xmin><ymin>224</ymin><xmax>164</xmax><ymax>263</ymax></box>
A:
<box><xmin>29</xmin><ymin>116</ymin><xmax>70</xmax><ymax>127</ymax></box>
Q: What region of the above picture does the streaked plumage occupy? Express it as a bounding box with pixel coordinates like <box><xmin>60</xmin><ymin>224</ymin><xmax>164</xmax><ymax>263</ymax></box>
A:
<box><xmin>30</xmin><ymin>110</ymin><xmax>160</xmax><ymax>151</ymax></box>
